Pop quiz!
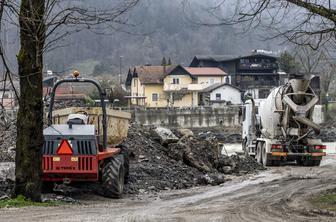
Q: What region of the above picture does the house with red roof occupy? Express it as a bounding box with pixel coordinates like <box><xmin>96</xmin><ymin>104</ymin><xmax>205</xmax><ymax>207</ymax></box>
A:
<box><xmin>125</xmin><ymin>64</ymin><xmax>235</xmax><ymax>108</ymax></box>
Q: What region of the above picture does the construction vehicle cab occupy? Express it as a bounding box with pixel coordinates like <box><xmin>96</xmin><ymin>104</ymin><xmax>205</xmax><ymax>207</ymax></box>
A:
<box><xmin>42</xmin><ymin>72</ymin><xmax>130</xmax><ymax>198</ymax></box>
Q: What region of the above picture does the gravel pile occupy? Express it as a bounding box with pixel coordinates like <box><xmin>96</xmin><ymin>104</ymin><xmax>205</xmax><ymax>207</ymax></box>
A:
<box><xmin>122</xmin><ymin>124</ymin><xmax>264</xmax><ymax>195</ymax></box>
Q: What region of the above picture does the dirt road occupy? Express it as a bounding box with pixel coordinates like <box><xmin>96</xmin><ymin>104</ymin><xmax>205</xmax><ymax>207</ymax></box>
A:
<box><xmin>1</xmin><ymin>156</ymin><xmax>336</xmax><ymax>222</ymax></box>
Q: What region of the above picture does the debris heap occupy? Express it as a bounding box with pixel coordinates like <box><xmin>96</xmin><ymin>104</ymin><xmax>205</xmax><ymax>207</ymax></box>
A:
<box><xmin>318</xmin><ymin>121</ymin><xmax>336</xmax><ymax>142</ymax></box>
<box><xmin>0</xmin><ymin>121</ymin><xmax>16</xmax><ymax>162</ymax></box>
<box><xmin>122</xmin><ymin>124</ymin><xmax>264</xmax><ymax>195</ymax></box>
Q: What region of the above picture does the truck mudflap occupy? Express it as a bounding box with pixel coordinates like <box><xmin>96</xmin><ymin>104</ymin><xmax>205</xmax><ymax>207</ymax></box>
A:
<box><xmin>271</xmin><ymin>152</ymin><xmax>326</xmax><ymax>157</ymax></box>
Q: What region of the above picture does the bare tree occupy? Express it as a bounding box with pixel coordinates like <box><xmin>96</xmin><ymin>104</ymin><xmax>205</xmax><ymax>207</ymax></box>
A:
<box><xmin>0</xmin><ymin>0</ymin><xmax>139</xmax><ymax>201</ymax></box>
<box><xmin>317</xmin><ymin>51</ymin><xmax>336</xmax><ymax>96</ymax></box>
<box><xmin>293</xmin><ymin>46</ymin><xmax>324</xmax><ymax>74</ymax></box>
<box><xmin>183</xmin><ymin>0</ymin><xmax>336</xmax><ymax>49</ymax></box>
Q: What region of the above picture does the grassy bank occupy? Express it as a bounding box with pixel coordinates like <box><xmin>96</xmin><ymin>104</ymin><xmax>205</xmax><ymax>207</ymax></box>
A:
<box><xmin>0</xmin><ymin>195</ymin><xmax>59</xmax><ymax>208</ymax></box>
<box><xmin>309</xmin><ymin>189</ymin><xmax>336</xmax><ymax>212</ymax></box>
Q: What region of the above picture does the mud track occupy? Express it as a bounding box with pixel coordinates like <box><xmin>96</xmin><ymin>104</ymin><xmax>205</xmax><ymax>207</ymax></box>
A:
<box><xmin>1</xmin><ymin>157</ymin><xmax>336</xmax><ymax>222</ymax></box>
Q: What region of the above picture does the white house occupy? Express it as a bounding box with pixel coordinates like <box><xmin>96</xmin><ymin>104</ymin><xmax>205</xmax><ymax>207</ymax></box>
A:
<box><xmin>200</xmin><ymin>83</ymin><xmax>242</xmax><ymax>106</ymax></box>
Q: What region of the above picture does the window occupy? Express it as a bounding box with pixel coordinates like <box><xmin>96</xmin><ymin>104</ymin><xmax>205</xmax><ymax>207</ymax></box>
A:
<box><xmin>152</xmin><ymin>93</ymin><xmax>158</xmax><ymax>101</ymax></box>
<box><xmin>172</xmin><ymin>78</ymin><xmax>179</xmax><ymax>84</ymax></box>
<box><xmin>209</xmin><ymin>79</ymin><xmax>214</xmax><ymax>84</ymax></box>
<box><xmin>133</xmin><ymin>78</ymin><xmax>138</xmax><ymax>86</ymax></box>
<box><xmin>215</xmin><ymin>93</ymin><xmax>221</xmax><ymax>101</ymax></box>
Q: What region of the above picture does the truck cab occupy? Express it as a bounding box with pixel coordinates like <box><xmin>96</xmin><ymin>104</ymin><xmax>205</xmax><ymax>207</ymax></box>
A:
<box><xmin>242</xmin><ymin>99</ymin><xmax>264</xmax><ymax>156</ymax></box>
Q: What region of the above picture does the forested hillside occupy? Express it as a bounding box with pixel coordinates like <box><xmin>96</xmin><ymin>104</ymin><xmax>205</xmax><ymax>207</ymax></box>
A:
<box><xmin>2</xmin><ymin>0</ymin><xmax>286</xmax><ymax>77</ymax></box>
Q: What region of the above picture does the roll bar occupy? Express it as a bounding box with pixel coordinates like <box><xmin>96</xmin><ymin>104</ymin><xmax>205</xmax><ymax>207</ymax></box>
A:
<box><xmin>47</xmin><ymin>77</ymin><xmax>107</xmax><ymax>149</ymax></box>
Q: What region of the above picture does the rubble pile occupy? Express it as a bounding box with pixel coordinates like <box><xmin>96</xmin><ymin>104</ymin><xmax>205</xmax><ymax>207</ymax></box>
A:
<box><xmin>122</xmin><ymin>124</ymin><xmax>264</xmax><ymax>195</ymax></box>
<box><xmin>121</xmin><ymin>125</ymin><xmax>204</xmax><ymax>195</ymax></box>
<box><xmin>0</xmin><ymin>162</ymin><xmax>14</xmax><ymax>198</ymax></box>
<box><xmin>318</xmin><ymin>121</ymin><xmax>336</xmax><ymax>142</ymax></box>
<box><xmin>191</xmin><ymin>127</ymin><xmax>242</xmax><ymax>144</ymax></box>
<box><xmin>0</xmin><ymin>121</ymin><xmax>16</xmax><ymax>162</ymax></box>
<box><xmin>53</xmin><ymin>100</ymin><xmax>87</xmax><ymax>110</ymax></box>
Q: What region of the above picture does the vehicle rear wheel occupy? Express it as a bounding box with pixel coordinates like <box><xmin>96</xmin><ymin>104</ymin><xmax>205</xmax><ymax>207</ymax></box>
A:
<box><xmin>262</xmin><ymin>143</ymin><xmax>272</xmax><ymax>166</ymax></box>
<box><xmin>296</xmin><ymin>157</ymin><xmax>304</xmax><ymax>166</ymax></box>
<box><xmin>302</xmin><ymin>158</ymin><xmax>315</xmax><ymax>166</ymax></box>
<box><xmin>117</xmin><ymin>144</ymin><xmax>129</xmax><ymax>184</ymax></box>
<box><xmin>312</xmin><ymin>159</ymin><xmax>321</xmax><ymax>166</ymax></box>
<box><xmin>256</xmin><ymin>142</ymin><xmax>262</xmax><ymax>164</ymax></box>
<box><xmin>272</xmin><ymin>160</ymin><xmax>280</xmax><ymax>166</ymax></box>
<box><xmin>101</xmin><ymin>154</ymin><xmax>125</xmax><ymax>198</ymax></box>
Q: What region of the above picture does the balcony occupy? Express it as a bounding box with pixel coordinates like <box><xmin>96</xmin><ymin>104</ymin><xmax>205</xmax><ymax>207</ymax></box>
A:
<box><xmin>238</xmin><ymin>63</ymin><xmax>278</xmax><ymax>70</ymax></box>
<box><xmin>164</xmin><ymin>84</ymin><xmax>188</xmax><ymax>91</ymax></box>
<box><xmin>238</xmin><ymin>80</ymin><xmax>279</xmax><ymax>89</ymax></box>
<box><xmin>164</xmin><ymin>83</ymin><xmax>208</xmax><ymax>91</ymax></box>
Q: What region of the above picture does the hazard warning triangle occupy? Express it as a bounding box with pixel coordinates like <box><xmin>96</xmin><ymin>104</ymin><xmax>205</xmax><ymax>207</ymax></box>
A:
<box><xmin>56</xmin><ymin>139</ymin><xmax>73</xmax><ymax>155</ymax></box>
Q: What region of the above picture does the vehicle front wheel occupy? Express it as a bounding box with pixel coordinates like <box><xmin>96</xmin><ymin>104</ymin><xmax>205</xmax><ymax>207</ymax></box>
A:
<box><xmin>256</xmin><ymin>142</ymin><xmax>262</xmax><ymax>164</ymax></box>
<box><xmin>262</xmin><ymin>143</ymin><xmax>272</xmax><ymax>166</ymax></box>
<box><xmin>101</xmin><ymin>154</ymin><xmax>125</xmax><ymax>198</ymax></box>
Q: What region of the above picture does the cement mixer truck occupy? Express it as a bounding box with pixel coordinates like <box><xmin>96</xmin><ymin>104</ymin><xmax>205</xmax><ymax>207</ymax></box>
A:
<box><xmin>242</xmin><ymin>74</ymin><xmax>326</xmax><ymax>166</ymax></box>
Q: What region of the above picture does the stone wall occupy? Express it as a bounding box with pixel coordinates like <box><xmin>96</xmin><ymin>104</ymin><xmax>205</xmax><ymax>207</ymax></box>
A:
<box><xmin>133</xmin><ymin>106</ymin><xmax>240</xmax><ymax>128</ymax></box>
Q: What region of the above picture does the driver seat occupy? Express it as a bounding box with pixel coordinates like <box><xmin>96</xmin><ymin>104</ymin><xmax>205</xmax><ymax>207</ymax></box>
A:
<box><xmin>67</xmin><ymin>114</ymin><xmax>88</xmax><ymax>125</ymax></box>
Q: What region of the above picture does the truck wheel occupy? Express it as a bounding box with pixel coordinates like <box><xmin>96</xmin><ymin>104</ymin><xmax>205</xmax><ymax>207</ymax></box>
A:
<box><xmin>101</xmin><ymin>154</ymin><xmax>125</xmax><ymax>198</ymax></box>
<box><xmin>242</xmin><ymin>138</ymin><xmax>249</xmax><ymax>157</ymax></box>
<box><xmin>117</xmin><ymin>144</ymin><xmax>129</xmax><ymax>184</ymax></box>
<box><xmin>302</xmin><ymin>158</ymin><xmax>315</xmax><ymax>166</ymax></box>
<box><xmin>296</xmin><ymin>157</ymin><xmax>304</xmax><ymax>166</ymax></box>
<box><xmin>262</xmin><ymin>143</ymin><xmax>272</xmax><ymax>166</ymax></box>
<box><xmin>312</xmin><ymin>159</ymin><xmax>321</xmax><ymax>166</ymax></box>
<box><xmin>256</xmin><ymin>142</ymin><xmax>262</xmax><ymax>164</ymax></box>
<box><xmin>272</xmin><ymin>160</ymin><xmax>280</xmax><ymax>166</ymax></box>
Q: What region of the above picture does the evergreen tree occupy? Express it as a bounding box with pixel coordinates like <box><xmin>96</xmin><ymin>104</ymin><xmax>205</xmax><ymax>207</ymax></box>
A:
<box><xmin>279</xmin><ymin>51</ymin><xmax>301</xmax><ymax>74</ymax></box>
<box><xmin>161</xmin><ymin>57</ymin><xmax>167</xmax><ymax>66</ymax></box>
<box><xmin>168</xmin><ymin>57</ymin><xmax>172</xmax><ymax>65</ymax></box>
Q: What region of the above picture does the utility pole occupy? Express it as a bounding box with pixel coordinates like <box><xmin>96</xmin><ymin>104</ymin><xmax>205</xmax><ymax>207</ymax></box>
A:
<box><xmin>119</xmin><ymin>56</ymin><xmax>123</xmax><ymax>85</ymax></box>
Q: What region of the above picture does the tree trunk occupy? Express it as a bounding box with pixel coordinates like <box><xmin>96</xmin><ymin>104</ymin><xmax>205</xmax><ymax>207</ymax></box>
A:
<box><xmin>13</xmin><ymin>0</ymin><xmax>45</xmax><ymax>202</ymax></box>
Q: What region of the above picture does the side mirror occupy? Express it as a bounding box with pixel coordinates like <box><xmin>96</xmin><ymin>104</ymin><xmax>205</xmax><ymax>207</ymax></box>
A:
<box><xmin>244</xmin><ymin>93</ymin><xmax>253</xmax><ymax>102</ymax></box>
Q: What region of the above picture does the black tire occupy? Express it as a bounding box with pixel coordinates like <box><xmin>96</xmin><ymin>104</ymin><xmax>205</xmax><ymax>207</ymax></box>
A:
<box><xmin>262</xmin><ymin>143</ymin><xmax>272</xmax><ymax>166</ymax></box>
<box><xmin>302</xmin><ymin>158</ymin><xmax>314</xmax><ymax>166</ymax></box>
<box><xmin>272</xmin><ymin>160</ymin><xmax>281</xmax><ymax>166</ymax></box>
<box><xmin>256</xmin><ymin>142</ymin><xmax>262</xmax><ymax>164</ymax></box>
<box><xmin>117</xmin><ymin>144</ymin><xmax>129</xmax><ymax>184</ymax></box>
<box><xmin>41</xmin><ymin>181</ymin><xmax>54</xmax><ymax>193</ymax></box>
<box><xmin>296</xmin><ymin>157</ymin><xmax>304</xmax><ymax>166</ymax></box>
<box><xmin>101</xmin><ymin>154</ymin><xmax>125</xmax><ymax>198</ymax></box>
<box><xmin>312</xmin><ymin>159</ymin><xmax>321</xmax><ymax>166</ymax></box>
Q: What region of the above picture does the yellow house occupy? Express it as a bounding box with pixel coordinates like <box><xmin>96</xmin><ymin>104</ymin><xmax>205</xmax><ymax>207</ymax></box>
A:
<box><xmin>126</xmin><ymin>66</ymin><xmax>168</xmax><ymax>107</ymax></box>
<box><xmin>125</xmin><ymin>65</ymin><xmax>227</xmax><ymax>108</ymax></box>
